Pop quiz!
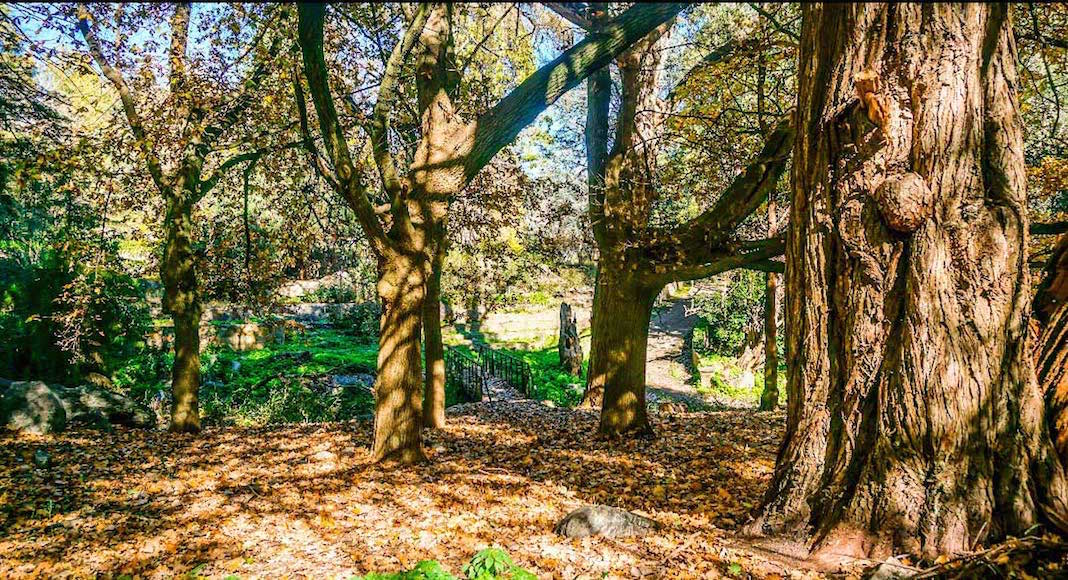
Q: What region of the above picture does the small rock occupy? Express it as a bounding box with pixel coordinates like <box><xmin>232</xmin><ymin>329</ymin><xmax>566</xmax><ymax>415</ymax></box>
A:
<box><xmin>541</xmin><ymin>399</ymin><xmax>557</xmax><ymax>408</ymax></box>
<box><xmin>34</xmin><ymin>449</ymin><xmax>51</xmax><ymax>469</ymax></box>
<box><xmin>866</xmin><ymin>557</ymin><xmax>917</xmax><ymax>579</ymax></box>
<box><xmin>555</xmin><ymin>505</ymin><xmax>660</xmax><ymax>539</ymax></box>
<box><xmin>312</xmin><ymin>450</ymin><xmax>337</xmax><ymax>462</ymax></box>
<box><xmin>231</xmin><ymin>360</ymin><xmax>242</xmax><ymax>373</ymax></box>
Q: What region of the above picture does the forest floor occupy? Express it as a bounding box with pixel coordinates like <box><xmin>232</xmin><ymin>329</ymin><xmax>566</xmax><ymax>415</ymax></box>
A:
<box><xmin>0</xmin><ymin>403</ymin><xmax>839</xmax><ymax>579</ymax></box>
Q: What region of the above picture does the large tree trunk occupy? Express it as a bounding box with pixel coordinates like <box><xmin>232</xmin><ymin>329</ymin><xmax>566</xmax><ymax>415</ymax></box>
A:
<box><xmin>161</xmin><ymin>183</ymin><xmax>202</xmax><ymax>433</ymax></box>
<box><xmin>372</xmin><ymin>254</ymin><xmax>428</xmax><ymax>463</ymax></box>
<box><xmin>1033</xmin><ymin>234</ymin><xmax>1068</xmax><ymax>463</ymax></box>
<box><xmin>750</xmin><ymin>3</ymin><xmax>1068</xmax><ymax>561</ymax></box>
<box><xmin>422</xmin><ymin>245</ymin><xmax>446</xmax><ymax>429</ymax></box>
<box><xmin>583</xmin><ymin>267</ymin><xmax>659</xmax><ymax>436</ymax></box>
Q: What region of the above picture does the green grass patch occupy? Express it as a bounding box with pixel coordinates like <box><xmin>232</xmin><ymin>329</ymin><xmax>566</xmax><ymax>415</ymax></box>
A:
<box><xmin>695</xmin><ymin>352</ymin><xmax>785</xmax><ymax>407</ymax></box>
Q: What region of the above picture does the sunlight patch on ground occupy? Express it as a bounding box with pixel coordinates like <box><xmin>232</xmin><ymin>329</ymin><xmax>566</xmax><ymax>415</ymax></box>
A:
<box><xmin>0</xmin><ymin>407</ymin><xmax>800</xmax><ymax>578</ymax></box>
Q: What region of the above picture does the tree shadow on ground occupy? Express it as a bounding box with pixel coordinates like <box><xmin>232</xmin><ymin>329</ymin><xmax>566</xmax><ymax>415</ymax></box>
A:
<box><xmin>0</xmin><ymin>405</ymin><xmax>786</xmax><ymax>577</ymax></box>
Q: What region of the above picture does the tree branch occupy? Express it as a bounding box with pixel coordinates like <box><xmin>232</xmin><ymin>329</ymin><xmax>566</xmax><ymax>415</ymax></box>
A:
<box><xmin>546</xmin><ymin>3</ymin><xmax>594</xmax><ymax>31</ymax></box>
<box><xmin>200</xmin><ymin>11</ymin><xmax>285</xmax><ymax>153</ymax></box>
<box><xmin>462</xmin><ymin>2</ymin><xmax>687</xmax><ymax>183</ymax></box>
<box><xmin>652</xmin><ymin>237</ymin><xmax>786</xmax><ymax>284</ymax></box>
<box><xmin>671</xmin><ymin>114</ymin><xmax>794</xmax><ymax>251</ymax></box>
<box><xmin>742</xmin><ymin>259</ymin><xmax>784</xmax><ymax>274</ymax></box>
<box><xmin>586</xmin><ymin>63</ymin><xmax>610</xmax><ymax>248</ymax></box>
<box><xmin>197</xmin><ymin>140</ymin><xmax>304</xmax><ymax>199</ymax></box>
<box><xmin>370</xmin><ymin>3</ymin><xmax>429</xmax><ymax>200</ymax></box>
<box><xmin>168</xmin><ymin>3</ymin><xmax>191</xmax><ymax>95</ymax></box>
<box><xmin>748</xmin><ymin>3</ymin><xmax>799</xmax><ymax>41</ymax></box>
<box><xmin>1032</xmin><ymin>221</ymin><xmax>1068</xmax><ymax>236</ymax></box>
<box><xmin>77</xmin><ymin>5</ymin><xmax>166</xmax><ymax>190</ymax></box>
<box><xmin>667</xmin><ymin>37</ymin><xmax>757</xmax><ymax>103</ymax></box>
<box><xmin>292</xmin><ymin>59</ymin><xmax>341</xmax><ymax>193</ymax></box>
<box><xmin>297</xmin><ymin>3</ymin><xmax>390</xmax><ymax>255</ymax></box>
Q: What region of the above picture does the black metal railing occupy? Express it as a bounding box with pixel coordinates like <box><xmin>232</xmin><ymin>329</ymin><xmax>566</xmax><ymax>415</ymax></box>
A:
<box><xmin>473</xmin><ymin>343</ymin><xmax>533</xmax><ymax>397</ymax></box>
<box><xmin>445</xmin><ymin>349</ymin><xmax>485</xmax><ymax>403</ymax></box>
<box><xmin>444</xmin><ymin>343</ymin><xmax>535</xmax><ymax>404</ymax></box>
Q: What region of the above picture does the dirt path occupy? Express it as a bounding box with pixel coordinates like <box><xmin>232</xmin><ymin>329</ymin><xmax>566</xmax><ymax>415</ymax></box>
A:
<box><xmin>645</xmin><ymin>298</ymin><xmax>708</xmax><ymax>409</ymax></box>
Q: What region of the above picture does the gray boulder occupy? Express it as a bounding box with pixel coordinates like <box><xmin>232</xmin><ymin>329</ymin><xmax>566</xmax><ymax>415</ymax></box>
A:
<box><xmin>0</xmin><ymin>380</ymin><xmax>155</xmax><ymax>434</ymax></box>
<box><xmin>555</xmin><ymin>505</ymin><xmax>660</xmax><ymax>539</ymax></box>
<box><xmin>55</xmin><ymin>383</ymin><xmax>156</xmax><ymax>429</ymax></box>
<box><xmin>0</xmin><ymin>381</ymin><xmax>67</xmax><ymax>435</ymax></box>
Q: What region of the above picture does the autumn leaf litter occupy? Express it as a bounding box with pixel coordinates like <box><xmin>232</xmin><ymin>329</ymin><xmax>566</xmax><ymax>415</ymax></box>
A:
<box><xmin>0</xmin><ymin>401</ymin><xmax>823</xmax><ymax>578</ymax></box>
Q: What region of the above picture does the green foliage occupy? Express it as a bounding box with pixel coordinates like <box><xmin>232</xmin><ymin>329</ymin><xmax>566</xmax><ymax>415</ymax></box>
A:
<box><xmin>691</xmin><ymin>271</ymin><xmax>765</xmax><ymax>356</ymax></box>
<box><xmin>359</xmin><ymin>559</ymin><xmax>457</xmax><ymax>580</ymax></box>
<box><xmin>514</xmin><ymin>347</ymin><xmax>585</xmax><ymax>407</ymax></box>
<box><xmin>327</xmin><ymin>301</ymin><xmax>381</xmax><ymax>338</ymax></box>
<box><xmin>117</xmin><ymin>327</ymin><xmax>378</xmax><ymax>426</ymax></box>
<box><xmin>310</xmin><ymin>280</ymin><xmax>362</xmax><ymax>304</ymax></box>
<box><xmin>463</xmin><ymin>548</ymin><xmax>535</xmax><ymax>580</ymax></box>
<box><xmin>695</xmin><ymin>352</ymin><xmax>785</xmax><ymax>406</ymax></box>
<box><xmin>199</xmin><ymin>329</ymin><xmax>377</xmax><ymax>426</ymax></box>
<box><xmin>351</xmin><ymin>548</ymin><xmax>534</xmax><ymax>580</ymax></box>
<box><xmin>0</xmin><ymin>234</ymin><xmax>152</xmax><ymax>384</ymax></box>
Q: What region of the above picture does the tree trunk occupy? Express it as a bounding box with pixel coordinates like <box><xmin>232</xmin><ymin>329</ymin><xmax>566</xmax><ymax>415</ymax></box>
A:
<box><xmin>750</xmin><ymin>3</ymin><xmax>1068</xmax><ymax>561</ymax></box>
<box><xmin>372</xmin><ymin>254</ymin><xmax>428</xmax><ymax>463</ymax></box>
<box><xmin>583</xmin><ymin>267</ymin><xmax>658</xmax><ymax>436</ymax></box>
<box><xmin>558</xmin><ymin>302</ymin><xmax>583</xmax><ymax>375</ymax></box>
<box><xmin>422</xmin><ymin>246</ymin><xmax>446</xmax><ymax>429</ymax></box>
<box><xmin>736</xmin><ymin>324</ymin><xmax>765</xmax><ymax>371</ymax></box>
<box><xmin>760</xmin><ymin>198</ymin><xmax>779</xmax><ymax>411</ymax></box>
<box><xmin>161</xmin><ymin>183</ymin><xmax>202</xmax><ymax>433</ymax></box>
<box><xmin>1033</xmin><ymin>234</ymin><xmax>1068</xmax><ymax>463</ymax></box>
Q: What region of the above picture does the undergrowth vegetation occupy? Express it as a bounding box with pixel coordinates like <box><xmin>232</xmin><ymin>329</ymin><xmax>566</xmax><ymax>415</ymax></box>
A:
<box><xmin>356</xmin><ymin>548</ymin><xmax>535</xmax><ymax>580</ymax></box>
<box><xmin>116</xmin><ymin>328</ymin><xmax>378</xmax><ymax>426</ymax></box>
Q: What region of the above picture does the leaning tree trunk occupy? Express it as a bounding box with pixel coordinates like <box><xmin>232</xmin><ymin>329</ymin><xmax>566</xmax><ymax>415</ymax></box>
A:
<box><xmin>749</xmin><ymin>3</ymin><xmax>1068</xmax><ymax>561</ymax></box>
<box><xmin>1033</xmin><ymin>233</ymin><xmax>1068</xmax><ymax>463</ymax></box>
<box><xmin>162</xmin><ymin>182</ymin><xmax>202</xmax><ymax>433</ymax></box>
<box><xmin>422</xmin><ymin>245</ymin><xmax>446</xmax><ymax>429</ymax></box>
<box><xmin>372</xmin><ymin>253</ymin><xmax>428</xmax><ymax>463</ymax></box>
<box><xmin>582</xmin><ymin>266</ymin><xmax>659</xmax><ymax>436</ymax></box>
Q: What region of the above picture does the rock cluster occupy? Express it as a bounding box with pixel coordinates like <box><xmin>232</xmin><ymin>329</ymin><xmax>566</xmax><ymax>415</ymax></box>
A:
<box><xmin>0</xmin><ymin>379</ymin><xmax>156</xmax><ymax>435</ymax></box>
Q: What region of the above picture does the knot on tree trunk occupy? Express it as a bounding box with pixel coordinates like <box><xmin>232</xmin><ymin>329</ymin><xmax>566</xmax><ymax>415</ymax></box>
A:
<box><xmin>873</xmin><ymin>172</ymin><xmax>934</xmax><ymax>233</ymax></box>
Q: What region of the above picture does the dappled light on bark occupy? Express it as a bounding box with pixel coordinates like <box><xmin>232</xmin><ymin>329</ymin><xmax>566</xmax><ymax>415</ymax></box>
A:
<box><xmin>751</xmin><ymin>3</ymin><xmax>1068</xmax><ymax>562</ymax></box>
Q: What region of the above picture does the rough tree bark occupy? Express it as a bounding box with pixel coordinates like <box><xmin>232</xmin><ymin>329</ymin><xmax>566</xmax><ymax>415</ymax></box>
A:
<box><xmin>79</xmin><ymin>4</ymin><xmax>280</xmax><ymax>433</ymax></box>
<box><xmin>161</xmin><ymin>186</ymin><xmax>202</xmax><ymax>432</ymax></box>
<box><xmin>758</xmin><ymin>45</ymin><xmax>779</xmax><ymax>413</ymax></box>
<box><xmin>1033</xmin><ymin>234</ymin><xmax>1068</xmax><ymax>463</ymax></box>
<box><xmin>748</xmin><ymin>2</ymin><xmax>1068</xmax><ymax>561</ymax></box>
<box><xmin>586</xmin><ymin>266</ymin><xmax>657</xmax><ymax>436</ymax></box>
<box><xmin>297</xmin><ymin>2</ymin><xmax>686</xmax><ymax>462</ymax></box>
<box><xmin>422</xmin><ymin>238</ymin><xmax>446</xmax><ymax>429</ymax></box>
<box><xmin>558</xmin><ymin>302</ymin><xmax>583</xmax><ymax>375</ymax></box>
<box><xmin>576</xmin><ymin>14</ymin><xmax>794</xmax><ymax>434</ymax></box>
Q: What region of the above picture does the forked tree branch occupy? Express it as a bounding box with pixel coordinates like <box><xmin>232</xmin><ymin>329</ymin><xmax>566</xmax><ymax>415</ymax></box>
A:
<box><xmin>298</xmin><ymin>3</ymin><xmax>390</xmax><ymax>255</ymax></box>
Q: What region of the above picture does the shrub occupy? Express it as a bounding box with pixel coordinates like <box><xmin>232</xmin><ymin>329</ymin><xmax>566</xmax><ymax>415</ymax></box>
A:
<box><xmin>0</xmin><ymin>245</ymin><xmax>152</xmax><ymax>384</ymax></box>
<box><xmin>327</xmin><ymin>301</ymin><xmax>381</xmax><ymax>337</ymax></box>
<box><xmin>352</xmin><ymin>548</ymin><xmax>535</xmax><ymax>580</ymax></box>
<box><xmin>691</xmin><ymin>270</ymin><xmax>765</xmax><ymax>356</ymax></box>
